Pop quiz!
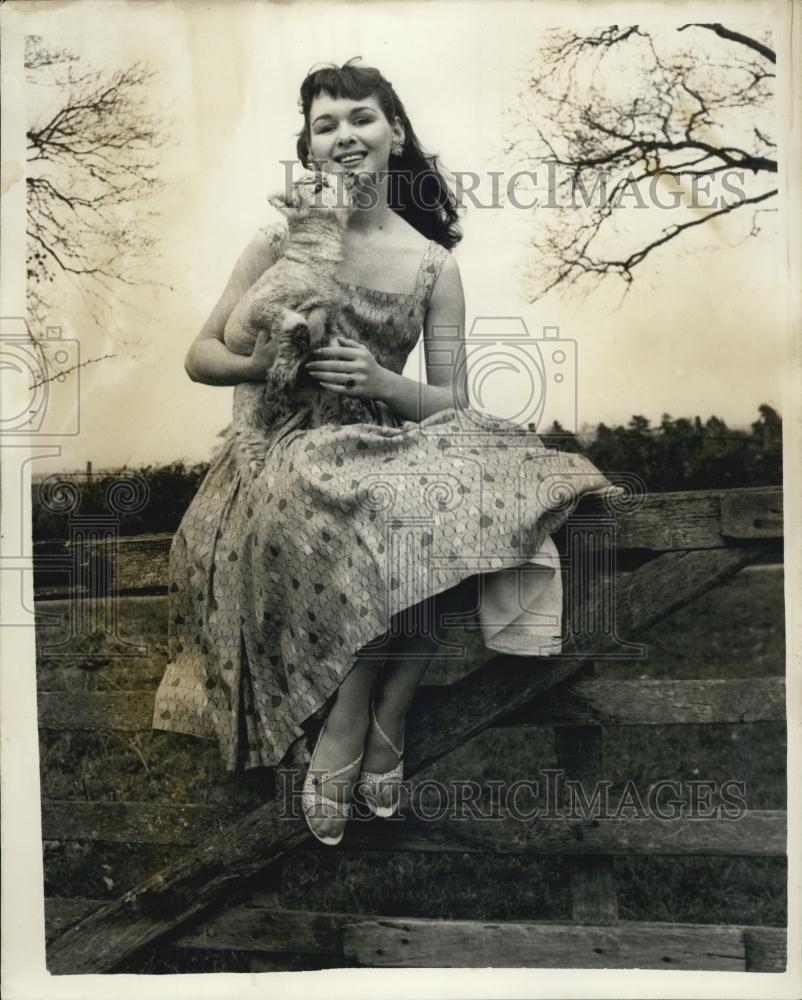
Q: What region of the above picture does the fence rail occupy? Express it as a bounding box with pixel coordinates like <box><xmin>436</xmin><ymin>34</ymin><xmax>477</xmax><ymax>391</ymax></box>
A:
<box><xmin>37</xmin><ymin>676</ymin><xmax>786</xmax><ymax>732</ymax></box>
<box><xmin>40</xmin><ymin>800</ymin><xmax>786</xmax><ymax>855</ymax></box>
<box><xmin>32</xmin><ymin>485</ymin><xmax>783</xmax><ymax>598</ymax></box>
<box><xmin>43</xmin><ymin>899</ymin><xmax>785</xmax><ymax>972</ymax></box>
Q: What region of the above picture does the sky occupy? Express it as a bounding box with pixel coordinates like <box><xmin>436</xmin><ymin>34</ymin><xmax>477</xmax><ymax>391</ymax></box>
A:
<box><xmin>1</xmin><ymin>0</ymin><xmax>791</xmax><ymax>472</ymax></box>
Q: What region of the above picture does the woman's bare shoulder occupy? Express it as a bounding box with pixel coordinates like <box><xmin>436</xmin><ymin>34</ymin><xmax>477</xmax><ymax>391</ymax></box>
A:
<box><xmin>229</xmin><ymin>216</ymin><xmax>289</xmax><ymax>291</ymax></box>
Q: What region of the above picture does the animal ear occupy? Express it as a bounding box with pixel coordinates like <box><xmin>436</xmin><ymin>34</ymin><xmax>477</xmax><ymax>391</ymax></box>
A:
<box><xmin>267</xmin><ymin>185</ymin><xmax>302</xmax><ymax>219</ymax></box>
<box><xmin>268</xmin><ymin>190</ymin><xmax>298</xmax><ymax>219</ymax></box>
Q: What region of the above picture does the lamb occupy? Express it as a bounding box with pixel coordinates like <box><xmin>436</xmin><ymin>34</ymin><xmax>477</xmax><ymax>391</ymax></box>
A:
<box><xmin>223</xmin><ymin>171</ymin><xmax>375</xmax><ymax>476</ymax></box>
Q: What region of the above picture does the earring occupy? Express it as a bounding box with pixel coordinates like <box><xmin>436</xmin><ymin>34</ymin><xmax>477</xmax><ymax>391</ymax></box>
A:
<box><xmin>390</xmin><ymin>137</ymin><xmax>404</xmax><ymax>157</ymax></box>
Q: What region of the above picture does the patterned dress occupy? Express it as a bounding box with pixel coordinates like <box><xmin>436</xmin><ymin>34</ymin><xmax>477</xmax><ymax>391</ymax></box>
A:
<box><xmin>152</xmin><ymin>220</ymin><xmax>620</xmax><ymax>772</ymax></box>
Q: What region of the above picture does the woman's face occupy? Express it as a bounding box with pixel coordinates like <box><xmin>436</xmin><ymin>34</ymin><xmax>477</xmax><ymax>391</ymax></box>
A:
<box><xmin>307</xmin><ymin>92</ymin><xmax>403</xmax><ymax>179</ymax></box>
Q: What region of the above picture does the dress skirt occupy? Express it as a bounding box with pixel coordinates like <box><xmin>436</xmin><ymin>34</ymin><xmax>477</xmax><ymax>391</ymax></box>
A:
<box><xmin>153</xmin><ymin>404</ymin><xmax>620</xmax><ymax>772</ymax></box>
<box><xmin>152</xmin><ymin>223</ymin><xmax>621</xmax><ymax>771</ymax></box>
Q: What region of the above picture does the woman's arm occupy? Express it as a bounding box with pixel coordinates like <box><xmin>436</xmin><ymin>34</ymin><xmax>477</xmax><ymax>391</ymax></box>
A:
<box><xmin>376</xmin><ymin>254</ymin><xmax>470</xmax><ymax>421</ymax></box>
<box><xmin>184</xmin><ymin>229</ymin><xmax>282</xmax><ymax>386</ymax></box>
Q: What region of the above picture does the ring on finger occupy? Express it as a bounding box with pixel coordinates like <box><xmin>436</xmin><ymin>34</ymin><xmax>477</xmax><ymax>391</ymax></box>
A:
<box><xmin>345</xmin><ymin>377</ymin><xmax>356</xmax><ymax>389</ymax></box>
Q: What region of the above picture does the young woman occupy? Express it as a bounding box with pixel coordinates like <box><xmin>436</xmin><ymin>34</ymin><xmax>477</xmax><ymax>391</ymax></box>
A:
<box><xmin>152</xmin><ymin>60</ymin><xmax>621</xmax><ymax>845</ymax></box>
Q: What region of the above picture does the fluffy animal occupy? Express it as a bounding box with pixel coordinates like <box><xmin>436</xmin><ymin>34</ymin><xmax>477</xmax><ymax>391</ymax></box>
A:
<box><xmin>223</xmin><ymin>171</ymin><xmax>377</xmax><ymax>476</ymax></box>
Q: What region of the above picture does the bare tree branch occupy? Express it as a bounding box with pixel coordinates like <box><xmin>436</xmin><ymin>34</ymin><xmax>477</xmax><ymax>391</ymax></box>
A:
<box><xmin>615</xmin><ymin>187</ymin><xmax>777</xmax><ymax>274</ymax></box>
<box><xmin>508</xmin><ymin>23</ymin><xmax>777</xmax><ymax>301</ymax></box>
<box><xmin>25</xmin><ymin>36</ymin><xmax>172</xmax><ymax>333</ymax></box>
<box><xmin>28</xmin><ymin>353</ymin><xmax>119</xmax><ymax>391</ymax></box>
<box><xmin>678</xmin><ymin>22</ymin><xmax>776</xmax><ymax>63</ymax></box>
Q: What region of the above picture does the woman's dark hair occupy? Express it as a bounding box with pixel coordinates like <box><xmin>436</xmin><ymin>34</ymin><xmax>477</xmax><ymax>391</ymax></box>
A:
<box><xmin>296</xmin><ymin>58</ymin><xmax>463</xmax><ymax>250</ymax></box>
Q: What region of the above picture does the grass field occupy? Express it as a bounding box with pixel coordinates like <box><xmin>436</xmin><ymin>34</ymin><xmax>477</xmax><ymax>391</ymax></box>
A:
<box><xmin>37</xmin><ymin>565</ymin><xmax>786</xmax><ymax>971</ymax></box>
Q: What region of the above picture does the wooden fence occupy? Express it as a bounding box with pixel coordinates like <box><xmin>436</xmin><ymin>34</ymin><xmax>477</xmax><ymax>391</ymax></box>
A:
<box><xmin>34</xmin><ymin>484</ymin><xmax>786</xmax><ymax>973</ymax></box>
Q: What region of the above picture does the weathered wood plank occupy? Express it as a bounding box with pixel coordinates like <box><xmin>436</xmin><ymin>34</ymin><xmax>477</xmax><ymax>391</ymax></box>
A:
<box><xmin>341</xmin><ymin>808</ymin><xmax>786</xmax><ymax>858</ymax></box>
<box><xmin>37</xmin><ymin>649</ymin><xmax>168</xmax><ymax>694</ymax></box>
<box><xmin>43</xmin><ymin>841</ymin><xmax>188</xmax><ymax>902</ymax></box>
<box><xmin>742</xmin><ymin>926</ymin><xmax>787</xmax><ymax>972</ymax></box>
<box><xmin>586</xmin><ymin>485</ymin><xmax>782</xmax><ymax>551</ymax></box>
<box><xmin>46</xmin><ymin>545</ymin><xmax>760</xmax><ymax>973</ymax></box>
<box><xmin>553</xmin><ymin>664</ymin><xmax>619</xmax><ymax>923</ymax></box>
<box><xmin>341</xmin><ymin>916</ymin><xmax>747</xmax><ymax>969</ymax></box>
<box><xmin>563</xmin><ymin>852</ymin><xmax>619</xmax><ymax>922</ymax></box>
<box><xmin>40</xmin><ymin>800</ymin><xmax>786</xmax><ymax>857</ymax></box>
<box><xmin>42</xmin><ymin>802</ymin><xmax>241</xmax><ymax>846</ymax></box>
<box><xmin>176</xmin><ymin>904</ymin><xmax>347</xmax><ymax>956</ymax></box>
<box><xmin>39</xmin><ymin>691</ymin><xmax>155</xmax><ymax>731</ymax></box>
<box><xmin>45</xmin><ymin>896</ymin><xmax>344</xmax><ymax>956</ymax></box>
<box><xmin>44</xmin><ymin>899</ymin><xmax>786</xmax><ymax>971</ymax></box>
<box><xmin>720</xmin><ymin>490</ymin><xmax>784</xmax><ymax>540</ymax></box>
<box><xmin>37</xmin><ymin>676</ymin><xmax>786</xmax><ymax>732</ymax></box>
<box><xmin>501</xmin><ymin>676</ymin><xmax>786</xmax><ymax>727</ymax></box>
<box><xmin>45</xmin><ymin>898</ymin><xmax>107</xmax><ymax>941</ymax></box>
<box><xmin>33</xmin><ymin>487</ymin><xmax>782</xmax><ymax>598</ymax></box>
<box><xmin>35</xmin><ymin>533</ymin><xmax>172</xmax><ymax>598</ymax></box>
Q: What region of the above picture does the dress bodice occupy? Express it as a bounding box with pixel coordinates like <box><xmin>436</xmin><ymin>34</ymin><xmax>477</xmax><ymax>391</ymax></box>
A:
<box><xmin>258</xmin><ymin>219</ymin><xmax>451</xmax><ymax>380</ymax></box>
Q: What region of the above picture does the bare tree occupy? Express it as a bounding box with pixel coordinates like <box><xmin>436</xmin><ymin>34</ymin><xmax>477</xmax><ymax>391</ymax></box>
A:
<box><xmin>507</xmin><ymin>23</ymin><xmax>777</xmax><ymax>302</ymax></box>
<box><xmin>25</xmin><ymin>36</ymin><xmax>170</xmax><ymax>329</ymax></box>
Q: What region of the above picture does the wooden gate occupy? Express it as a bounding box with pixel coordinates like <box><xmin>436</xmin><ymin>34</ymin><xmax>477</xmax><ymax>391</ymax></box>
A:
<box><xmin>35</xmin><ymin>485</ymin><xmax>786</xmax><ymax>973</ymax></box>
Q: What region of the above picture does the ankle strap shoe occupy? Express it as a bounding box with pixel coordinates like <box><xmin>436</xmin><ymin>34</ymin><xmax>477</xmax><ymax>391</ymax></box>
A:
<box><xmin>356</xmin><ymin>692</ymin><xmax>405</xmax><ymax>818</ymax></box>
<box><xmin>302</xmin><ymin>714</ymin><xmax>364</xmax><ymax>846</ymax></box>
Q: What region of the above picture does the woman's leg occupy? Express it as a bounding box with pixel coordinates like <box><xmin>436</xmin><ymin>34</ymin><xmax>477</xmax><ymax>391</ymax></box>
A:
<box><xmin>304</xmin><ymin>653</ymin><xmax>380</xmax><ymax>841</ymax></box>
<box><xmin>361</xmin><ymin>598</ymin><xmax>442</xmax><ymax>805</ymax></box>
<box><xmin>305</xmin><ymin>594</ymin><xmax>442</xmax><ymax>836</ymax></box>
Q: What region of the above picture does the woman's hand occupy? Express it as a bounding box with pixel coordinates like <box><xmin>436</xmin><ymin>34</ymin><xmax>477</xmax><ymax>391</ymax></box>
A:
<box><xmin>304</xmin><ymin>336</ymin><xmax>391</xmax><ymax>400</ymax></box>
<box><xmin>242</xmin><ymin>327</ymin><xmax>278</xmax><ymax>380</ymax></box>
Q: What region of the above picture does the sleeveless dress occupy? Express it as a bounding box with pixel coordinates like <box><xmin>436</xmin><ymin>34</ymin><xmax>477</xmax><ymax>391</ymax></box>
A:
<box><xmin>152</xmin><ymin>220</ymin><xmax>621</xmax><ymax>772</ymax></box>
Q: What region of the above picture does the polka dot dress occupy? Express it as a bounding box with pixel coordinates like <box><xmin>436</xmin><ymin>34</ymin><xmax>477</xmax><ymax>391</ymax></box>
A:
<box><xmin>152</xmin><ymin>221</ymin><xmax>621</xmax><ymax>771</ymax></box>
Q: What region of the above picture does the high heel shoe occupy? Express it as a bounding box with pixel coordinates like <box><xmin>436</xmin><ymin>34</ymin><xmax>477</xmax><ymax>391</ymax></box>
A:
<box><xmin>356</xmin><ymin>692</ymin><xmax>405</xmax><ymax>818</ymax></box>
<box><xmin>302</xmin><ymin>714</ymin><xmax>364</xmax><ymax>846</ymax></box>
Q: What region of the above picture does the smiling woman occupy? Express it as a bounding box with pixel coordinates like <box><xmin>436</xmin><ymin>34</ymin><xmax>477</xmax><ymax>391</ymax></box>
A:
<box><xmin>297</xmin><ymin>59</ymin><xmax>462</xmax><ymax>250</ymax></box>
<box><xmin>151</xmin><ymin>57</ymin><xmax>623</xmax><ymax>849</ymax></box>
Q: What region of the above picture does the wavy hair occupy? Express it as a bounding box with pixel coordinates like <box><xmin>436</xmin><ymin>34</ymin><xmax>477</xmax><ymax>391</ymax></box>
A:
<box><xmin>296</xmin><ymin>59</ymin><xmax>463</xmax><ymax>250</ymax></box>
